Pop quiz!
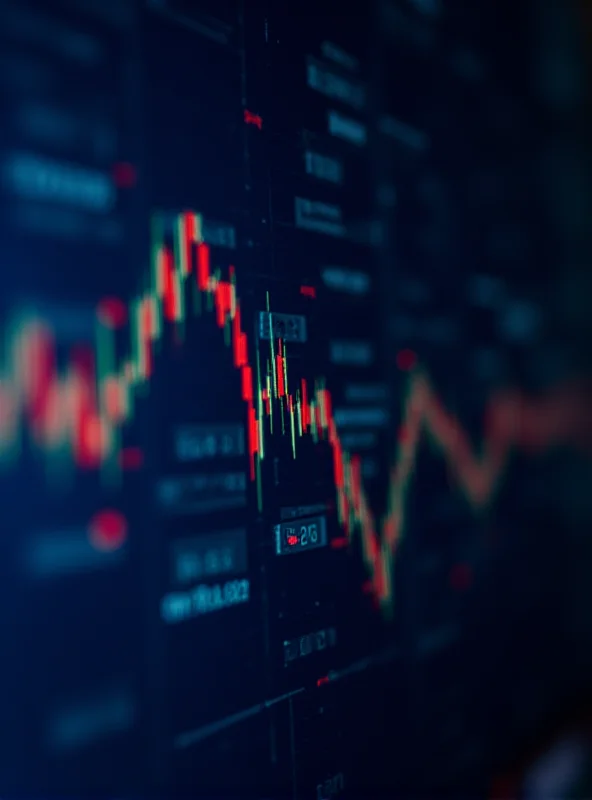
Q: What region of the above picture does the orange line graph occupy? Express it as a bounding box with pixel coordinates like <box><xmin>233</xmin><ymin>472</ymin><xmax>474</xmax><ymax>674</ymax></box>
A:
<box><xmin>0</xmin><ymin>209</ymin><xmax>589</xmax><ymax>612</ymax></box>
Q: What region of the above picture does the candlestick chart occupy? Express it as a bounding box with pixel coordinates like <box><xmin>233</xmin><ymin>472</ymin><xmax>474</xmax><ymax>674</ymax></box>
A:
<box><xmin>4</xmin><ymin>0</ymin><xmax>592</xmax><ymax>796</ymax></box>
<box><xmin>0</xmin><ymin>209</ymin><xmax>589</xmax><ymax>614</ymax></box>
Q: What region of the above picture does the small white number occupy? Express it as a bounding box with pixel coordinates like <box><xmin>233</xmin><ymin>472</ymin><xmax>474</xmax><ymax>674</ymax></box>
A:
<box><xmin>300</xmin><ymin>525</ymin><xmax>308</xmax><ymax>546</ymax></box>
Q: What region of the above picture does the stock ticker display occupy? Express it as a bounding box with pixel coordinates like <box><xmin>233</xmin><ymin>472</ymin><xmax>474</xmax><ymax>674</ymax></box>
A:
<box><xmin>1</xmin><ymin>0</ymin><xmax>592</xmax><ymax>797</ymax></box>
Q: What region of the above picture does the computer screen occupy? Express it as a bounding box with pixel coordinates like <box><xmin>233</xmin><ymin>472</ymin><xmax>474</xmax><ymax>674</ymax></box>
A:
<box><xmin>0</xmin><ymin>0</ymin><xmax>591</xmax><ymax>797</ymax></box>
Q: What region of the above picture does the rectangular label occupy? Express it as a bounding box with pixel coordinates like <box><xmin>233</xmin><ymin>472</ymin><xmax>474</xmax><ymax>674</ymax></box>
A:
<box><xmin>333</xmin><ymin>407</ymin><xmax>389</xmax><ymax>428</ymax></box>
<box><xmin>379</xmin><ymin>114</ymin><xmax>429</xmax><ymax>151</ymax></box>
<box><xmin>24</xmin><ymin>530</ymin><xmax>126</xmax><ymax>578</ymax></box>
<box><xmin>339</xmin><ymin>431</ymin><xmax>378</xmax><ymax>450</ymax></box>
<box><xmin>4</xmin><ymin>151</ymin><xmax>115</xmax><ymax>212</ymax></box>
<box><xmin>201</xmin><ymin>219</ymin><xmax>236</xmax><ymax>248</ymax></box>
<box><xmin>284</xmin><ymin>626</ymin><xmax>337</xmax><ymax>665</ymax></box>
<box><xmin>294</xmin><ymin>197</ymin><xmax>345</xmax><ymax>238</ymax></box>
<box><xmin>321</xmin><ymin>266</ymin><xmax>370</xmax><ymax>295</ymax></box>
<box><xmin>161</xmin><ymin>579</ymin><xmax>250</xmax><ymax>623</ymax></box>
<box><xmin>304</xmin><ymin>150</ymin><xmax>343</xmax><ymax>185</ymax></box>
<box><xmin>157</xmin><ymin>472</ymin><xmax>247</xmax><ymax>515</ymax></box>
<box><xmin>328</xmin><ymin>110</ymin><xmax>367</xmax><ymax>146</ymax></box>
<box><xmin>175</xmin><ymin>424</ymin><xmax>244</xmax><ymax>462</ymax></box>
<box><xmin>47</xmin><ymin>687</ymin><xmax>134</xmax><ymax>753</ymax></box>
<box><xmin>258</xmin><ymin>311</ymin><xmax>307</xmax><ymax>343</ymax></box>
<box><xmin>280</xmin><ymin>503</ymin><xmax>328</xmax><ymax>521</ymax></box>
<box><xmin>171</xmin><ymin>529</ymin><xmax>247</xmax><ymax>585</ymax></box>
<box><xmin>344</xmin><ymin>383</ymin><xmax>388</xmax><ymax>402</ymax></box>
<box><xmin>330</xmin><ymin>340</ymin><xmax>375</xmax><ymax>366</ymax></box>
<box><xmin>321</xmin><ymin>41</ymin><xmax>359</xmax><ymax>72</ymax></box>
<box><xmin>306</xmin><ymin>57</ymin><xmax>365</xmax><ymax>110</ymax></box>
<box><xmin>274</xmin><ymin>515</ymin><xmax>328</xmax><ymax>556</ymax></box>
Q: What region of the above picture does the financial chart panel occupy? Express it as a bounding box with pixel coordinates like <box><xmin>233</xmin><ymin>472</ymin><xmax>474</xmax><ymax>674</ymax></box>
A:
<box><xmin>0</xmin><ymin>0</ymin><xmax>591</xmax><ymax>797</ymax></box>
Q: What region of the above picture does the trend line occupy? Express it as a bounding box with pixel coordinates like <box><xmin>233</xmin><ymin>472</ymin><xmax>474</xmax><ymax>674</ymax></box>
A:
<box><xmin>0</xmin><ymin>210</ymin><xmax>589</xmax><ymax>614</ymax></box>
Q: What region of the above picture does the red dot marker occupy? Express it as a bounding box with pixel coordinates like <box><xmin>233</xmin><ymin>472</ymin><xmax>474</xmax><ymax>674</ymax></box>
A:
<box><xmin>396</xmin><ymin>349</ymin><xmax>417</xmax><ymax>371</ymax></box>
<box><xmin>97</xmin><ymin>297</ymin><xmax>127</xmax><ymax>328</ymax></box>
<box><xmin>112</xmin><ymin>162</ymin><xmax>137</xmax><ymax>188</ymax></box>
<box><xmin>88</xmin><ymin>509</ymin><xmax>128</xmax><ymax>552</ymax></box>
